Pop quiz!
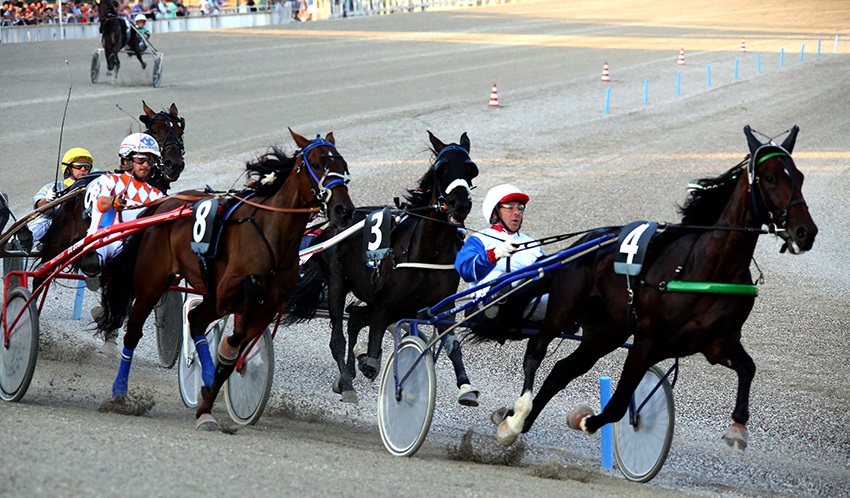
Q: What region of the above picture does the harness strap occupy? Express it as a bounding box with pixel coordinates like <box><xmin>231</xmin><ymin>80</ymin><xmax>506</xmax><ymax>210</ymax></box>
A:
<box><xmin>227</xmin><ymin>193</ymin><xmax>320</xmax><ymax>214</ymax></box>
<box><xmin>394</xmin><ymin>263</ymin><xmax>455</xmax><ymax>270</ymax></box>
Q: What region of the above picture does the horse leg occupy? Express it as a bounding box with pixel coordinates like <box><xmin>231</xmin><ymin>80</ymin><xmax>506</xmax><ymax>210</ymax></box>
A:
<box><xmin>187</xmin><ymin>299</ymin><xmax>219</xmax><ymax>389</ymax></box>
<box><xmin>708</xmin><ymin>339</ymin><xmax>755</xmax><ymax>452</ymax></box>
<box><xmin>327</xmin><ymin>281</ymin><xmax>356</xmax><ymax>402</ymax></box>
<box><xmin>111</xmin><ymin>290</ymin><xmax>160</xmax><ymax>397</ymax></box>
<box><xmin>134</xmin><ymin>48</ymin><xmax>147</xmax><ymax>70</ymax></box>
<box><xmin>441</xmin><ymin>325</ymin><xmax>479</xmax><ymax>407</ymax></box>
<box><xmin>358</xmin><ymin>312</ymin><xmax>386</xmax><ymax>381</ymax></box>
<box><xmin>347</xmin><ymin>304</ymin><xmax>370</xmax><ymax>377</ymax></box>
<box><xmin>195</xmin><ymin>329</ymin><xmax>240</xmax><ymax>430</ymax></box>
<box><xmin>577</xmin><ymin>341</ymin><xmax>654</xmax><ymax>434</ymax></box>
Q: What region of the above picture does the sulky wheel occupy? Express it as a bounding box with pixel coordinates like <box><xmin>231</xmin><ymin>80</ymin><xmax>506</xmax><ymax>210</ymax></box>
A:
<box><xmin>177</xmin><ymin>313</ymin><xmax>222</xmax><ymax>409</ymax></box>
<box><xmin>377</xmin><ymin>334</ymin><xmax>436</xmax><ymax>457</ymax></box>
<box><xmin>0</xmin><ymin>287</ymin><xmax>39</xmax><ymax>402</ymax></box>
<box><xmin>613</xmin><ymin>364</ymin><xmax>675</xmax><ymax>482</ymax></box>
<box><xmin>152</xmin><ymin>53</ymin><xmax>163</xmax><ymax>88</ymax></box>
<box><xmin>224</xmin><ymin>327</ymin><xmax>274</xmax><ymax>426</ymax></box>
<box><xmin>90</xmin><ymin>50</ymin><xmax>100</xmax><ymax>84</ymax></box>
<box><xmin>154</xmin><ymin>290</ymin><xmax>183</xmax><ymax>369</ymax></box>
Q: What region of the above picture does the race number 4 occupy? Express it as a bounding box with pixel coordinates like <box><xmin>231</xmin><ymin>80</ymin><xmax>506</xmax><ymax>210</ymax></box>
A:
<box><xmin>613</xmin><ymin>221</ymin><xmax>657</xmax><ymax>276</ymax></box>
<box><xmin>363</xmin><ymin>207</ymin><xmax>392</xmax><ymax>262</ymax></box>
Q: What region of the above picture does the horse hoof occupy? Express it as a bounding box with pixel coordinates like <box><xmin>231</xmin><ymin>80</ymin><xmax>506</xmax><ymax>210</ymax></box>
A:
<box><xmin>141</xmin><ymin>62</ymin><xmax>147</xmax><ymax>70</ymax></box>
<box><xmin>457</xmin><ymin>384</ymin><xmax>480</xmax><ymax>407</ymax></box>
<box><xmin>340</xmin><ymin>390</ymin><xmax>358</xmax><ymax>403</ymax></box>
<box><xmin>566</xmin><ymin>404</ymin><xmax>594</xmax><ymax>432</ymax></box>
<box><xmin>332</xmin><ymin>378</ymin><xmax>342</xmax><ymax>394</ymax></box>
<box><xmin>721</xmin><ymin>422</ymin><xmax>748</xmax><ymax>452</ymax></box>
<box><xmin>490</xmin><ymin>407</ymin><xmax>510</xmax><ymax>425</ymax></box>
<box><xmin>353</xmin><ymin>340</ymin><xmax>367</xmax><ymax>359</ymax></box>
<box><xmin>496</xmin><ymin>420</ymin><xmax>519</xmax><ymax>446</ymax></box>
<box><xmin>195</xmin><ymin>413</ymin><xmax>219</xmax><ymax>431</ymax></box>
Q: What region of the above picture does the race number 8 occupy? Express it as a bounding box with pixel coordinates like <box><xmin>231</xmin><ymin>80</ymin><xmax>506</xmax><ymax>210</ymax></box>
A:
<box><xmin>193</xmin><ymin>199</ymin><xmax>213</xmax><ymax>243</ymax></box>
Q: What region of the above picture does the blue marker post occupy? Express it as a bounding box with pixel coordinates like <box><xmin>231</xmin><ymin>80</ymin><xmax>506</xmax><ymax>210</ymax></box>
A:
<box><xmin>706</xmin><ymin>65</ymin><xmax>712</xmax><ymax>87</ymax></box>
<box><xmin>734</xmin><ymin>58</ymin><xmax>739</xmax><ymax>81</ymax></box>
<box><xmin>757</xmin><ymin>53</ymin><xmax>761</xmax><ymax>73</ymax></box>
<box><xmin>643</xmin><ymin>79</ymin><xmax>649</xmax><ymax>105</ymax></box>
<box><xmin>800</xmin><ymin>44</ymin><xmax>805</xmax><ymax>62</ymax></box>
<box><xmin>600</xmin><ymin>376</ymin><xmax>613</xmax><ymax>469</ymax></box>
<box><xmin>780</xmin><ymin>47</ymin><xmax>785</xmax><ymax>67</ymax></box>
<box><xmin>73</xmin><ymin>277</ymin><xmax>85</xmax><ymax>320</ymax></box>
<box><xmin>676</xmin><ymin>71</ymin><xmax>681</xmax><ymax>95</ymax></box>
<box><xmin>817</xmin><ymin>39</ymin><xmax>821</xmax><ymax>57</ymax></box>
<box><xmin>604</xmin><ymin>87</ymin><xmax>611</xmax><ymax>115</ymax></box>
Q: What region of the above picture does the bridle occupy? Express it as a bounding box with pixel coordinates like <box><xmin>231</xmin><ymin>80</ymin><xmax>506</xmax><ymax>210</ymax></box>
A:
<box><xmin>145</xmin><ymin>111</ymin><xmax>185</xmax><ymax>181</ymax></box>
<box><xmin>297</xmin><ymin>137</ymin><xmax>351</xmax><ymax>213</ymax></box>
<box><xmin>748</xmin><ymin>144</ymin><xmax>806</xmax><ymax>234</ymax></box>
<box><xmin>431</xmin><ymin>144</ymin><xmax>477</xmax><ymax>214</ymax></box>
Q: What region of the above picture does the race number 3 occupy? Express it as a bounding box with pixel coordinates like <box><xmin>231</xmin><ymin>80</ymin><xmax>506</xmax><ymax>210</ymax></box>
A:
<box><xmin>363</xmin><ymin>207</ymin><xmax>391</xmax><ymax>262</ymax></box>
<box><xmin>613</xmin><ymin>221</ymin><xmax>657</xmax><ymax>276</ymax></box>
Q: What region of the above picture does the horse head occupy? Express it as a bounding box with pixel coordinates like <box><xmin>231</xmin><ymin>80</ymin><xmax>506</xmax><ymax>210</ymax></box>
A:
<box><xmin>744</xmin><ymin>125</ymin><xmax>818</xmax><ymax>254</ymax></box>
<box><xmin>289</xmin><ymin>129</ymin><xmax>354</xmax><ymax>229</ymax></box>
<box><xmin>141</xmin><ymin>101</ymin><xmax>185</xmax><ymax>191</ymax></box>
<box><xmin>428</xmin><ymin>131</ymin><xmax>478</xmax><ymax>225</ymax></box>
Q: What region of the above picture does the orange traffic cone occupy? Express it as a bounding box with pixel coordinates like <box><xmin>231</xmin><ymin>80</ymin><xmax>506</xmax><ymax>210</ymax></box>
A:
<box><xmin>739</xmin><ymin>37</ymin><xmax>747</xmax><ymax>52</ymax></box>
<box><xmin>677</xmin><ymin>49</ymin><xmax>685</xmax><ymax>65</ymax></box>
<box><xmin>601</xmin><ymin>62</ymin><xmax>610</xmax><ymax>82</ymax></box>
<box><xmin>489</xmin><ymin>83</ymin><xmax>499</xmax><ymax>107</ymax></box>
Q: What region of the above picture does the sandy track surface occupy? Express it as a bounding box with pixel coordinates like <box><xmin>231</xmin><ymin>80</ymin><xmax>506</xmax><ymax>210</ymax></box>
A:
<box><xmin>1</xmin><ymin>1</ymin><xmax>848</xmax><ymax>496</ymax></box>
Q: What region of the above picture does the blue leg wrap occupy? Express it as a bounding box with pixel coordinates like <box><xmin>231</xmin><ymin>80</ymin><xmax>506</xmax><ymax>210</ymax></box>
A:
<box><xmin>194</xmin><ymin>336</ymin><xmax>216</xmax><ymax>388</ymax></box>
<box><xmin>112</xmin><ymin>347</ymin><xmax>134</xmax><ymax>397</ymax></box>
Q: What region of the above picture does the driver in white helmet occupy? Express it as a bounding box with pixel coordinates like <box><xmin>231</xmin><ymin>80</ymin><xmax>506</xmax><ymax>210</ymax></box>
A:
<box><xmin>133</xmin><ymin>13</ymin><xmax>150</xmax><ymax>51</ymax></box>
<box><xmin>455</xmin><ymin>184</ymin><xmax>547</xmax><ymax>321</ymax></box>
<box><xmin>80</xmin><ymin>133</ymin><xmax>165</xmax><ymax>292</ymax></box>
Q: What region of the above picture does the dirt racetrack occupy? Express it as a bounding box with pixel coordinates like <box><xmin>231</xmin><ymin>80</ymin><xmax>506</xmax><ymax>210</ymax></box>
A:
<box><xmin>1</xmin><ymin>1</ymin><xmax>849</xmax><ymax>496</ymax></box>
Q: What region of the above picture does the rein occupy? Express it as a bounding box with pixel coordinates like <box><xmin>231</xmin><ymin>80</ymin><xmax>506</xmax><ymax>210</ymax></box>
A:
<box><xmin>226</xmin><ymin>193</ymin><xmax>321</xmax><ymax>214</ymax></box>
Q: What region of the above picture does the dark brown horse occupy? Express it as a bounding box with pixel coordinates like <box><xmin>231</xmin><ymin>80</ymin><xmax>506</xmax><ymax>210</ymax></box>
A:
<box><xmin>480</xmin><ymin>126</ymin><xmax>817</xmax><ymax>453</ymax></box>
<box><xmin>98</xmin><ymin>0</ymin><xmax>146</xmax><ymax>77</ymax></box>
<box><xmin>96</xmin><ymin>129</ymin><xmax>355</xmax><ymax>430</ymax></box>
<box><xmin>285</xmin><ymin>131</ymin><xmax>479</xmax><ymax>404</ymax></box>
<box><xmin>38</xmin><ymin>101</ymin><xmax>185</xmax><ymax>268</ymax></box>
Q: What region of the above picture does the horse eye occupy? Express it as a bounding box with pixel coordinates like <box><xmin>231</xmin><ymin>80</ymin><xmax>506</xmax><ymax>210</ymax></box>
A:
<box><xmin>764</xmin><ymin>174</ymin><xmax>775</xmax><ymax>183</ymax></box>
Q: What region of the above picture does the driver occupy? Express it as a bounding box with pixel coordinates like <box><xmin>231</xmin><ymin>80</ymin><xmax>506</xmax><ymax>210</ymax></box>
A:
<box><xmin>79</xmin><ymin>133</ymin><xmax>165</xmax><ymax>292</ymax></box>
<box><xmin>454</xmin><ymin>184</ymin><xmax>547</xmax><ymax>321</ymax></box>
<box><xmin>133</xmin><ymin>13</ymin><xmax>150</xmax><ymax>52</ymax></box>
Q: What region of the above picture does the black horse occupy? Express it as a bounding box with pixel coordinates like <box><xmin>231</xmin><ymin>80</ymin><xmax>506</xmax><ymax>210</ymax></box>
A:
<box><xmin>285</xmin><ymin>131</ymin><xmax>480</xmax><ymax>404</ymax></box>
<box><xmin>479</xmin><ymin>126</ymin><xmax>817</xmax><ymax>452</ymax></box>
<box><xmin>37</xmin><ymin>101</ymin><xmax>186</xmax><ymax>268</ymax></box>
<box><xmin>98</xmin><ymin>0</ymin><xmax>146</xmax><ymax>78</ymax></box>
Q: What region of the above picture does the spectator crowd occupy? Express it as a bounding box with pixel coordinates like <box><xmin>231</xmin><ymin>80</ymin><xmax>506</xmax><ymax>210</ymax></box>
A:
<box><xmin>0</xmin><ymin>0</ymin><xmax>230</xmax><ymax>26</ymax></box>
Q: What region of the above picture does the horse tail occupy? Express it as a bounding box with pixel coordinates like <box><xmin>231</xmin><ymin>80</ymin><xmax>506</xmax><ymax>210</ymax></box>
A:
<box><xmin>280</xmin><ymin>257</ymin><xmax>326</xmax><ymax>325</ymax></box>
<box><xmin>94</xmin><ymin>231</ymin><xmax>143</xmax><ymax>338</ymax></box>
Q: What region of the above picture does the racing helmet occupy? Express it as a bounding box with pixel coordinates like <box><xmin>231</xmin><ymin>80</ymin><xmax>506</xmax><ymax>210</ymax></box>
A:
<box><xmin>61</xmin><ymin>147</ymin><xmax>94</xmax><ymax>177</ymax></box>
<box><xmin>134</xmin><ymin>13</ymin><xmax>146</xmax><ymax>22</ymax></box>
<box><xmin>481</xmin><ymin>184</ymin><xmax>529</xmax><ymax>225</ymax></box>
<box><xmin>119</xmin><ymin>132</ymin><xmax>161</xmax><ymax>159</ymax></box>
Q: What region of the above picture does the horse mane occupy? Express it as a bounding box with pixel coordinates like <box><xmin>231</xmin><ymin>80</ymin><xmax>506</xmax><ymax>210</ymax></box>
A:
<box><xmin>677</xmin><ymin>159</ymin><xmax>747</xmax><ymax>225</ymax></box>
<box><xmin>402</xmin><ymin>148</ymin><xmax>441</xmax><ymax>209</ymax></box>
<box><xmin>244</xmin><ymin>147</ymin><xmax>297</xmax><ymax>196</ymax></box>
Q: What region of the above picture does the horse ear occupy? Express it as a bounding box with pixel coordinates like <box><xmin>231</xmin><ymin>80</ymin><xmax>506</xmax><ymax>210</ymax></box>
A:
<box><xmin>289</xmin><ymin>128</ymin><xmax>308</xmax><ymax>148</ymax></box>
<box><xmin>169</xmin><ymin>102</ymin><xmax>179</xmax><ymax>117</ymax></box>
<box><xmin>743</xmin><ymin>125</ymin><xmax>761</xmax><ymax>154</ymax></box>
<box><xmin>140</xmin><ymin>100</ymin><xmax>153</xmax><ymax>126</ymax></box>
<box><xmin>459</xmin><ymin>132</ymin><xmax>470</xmax><ymax>152</ymax></box>
<box><xmin>780</xmin><ymin>125</ymin><xmax>799</xmax><ymax>153</ymax></box>
<box><xmin>324</xmin><ymin>132</ymin><xmax>335</xmax><ymax>145</ymax></box>
<box><xmin>428</xmin><ymin>130</ymin><xmax>444</xmax><ymax>152</ymax></box>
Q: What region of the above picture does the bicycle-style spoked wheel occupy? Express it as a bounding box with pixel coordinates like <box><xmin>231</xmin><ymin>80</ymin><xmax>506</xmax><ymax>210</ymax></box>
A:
<box><xmin>0</xmin><ymin>287</ymin><xmax>39</xmax><ymax>402</ymax></box>
<box><xmin>613</xmin><ymin>364</ymin><xmax>675</xmax><ymax>482</ymax></box>
<box><xmin>154</xmin><ymin>290</ymin><xmax>183</xmax><ymax>369</ymax></box>
<box><xmin>177</xmin><ymin>317</ymin><xmax>222</xmax><ymax>409</ymax></box>
<box><xmin>224</xmin><ymin>327</ymin><xmax>274</xmax><ymax>426</ymax></box>
<box><xmin>377</xmin><ymin>335</ymin><xmax>436</xmax><ymax>457</ymax></box>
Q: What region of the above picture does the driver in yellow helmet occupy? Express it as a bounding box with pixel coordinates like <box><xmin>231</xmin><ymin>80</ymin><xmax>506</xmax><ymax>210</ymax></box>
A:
<box><xmin>18</xmin><ymin>148</ymin><xmax>95</xmax><ymax>252</ymax></box>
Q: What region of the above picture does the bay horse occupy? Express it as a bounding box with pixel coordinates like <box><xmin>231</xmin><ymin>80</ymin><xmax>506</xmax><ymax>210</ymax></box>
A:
<box><xmin>97</xmin><ymin>0</ymin><xmax>146</xmax><ymax>78</ymax></box>
<box><xmin>285</xmin><ymin>131</ymin><xmax>480</xmax><ymax>404</ymax></box>
<box><xmin>481</xmin><ymin>126</ymin><xmax>817</xmax><ymax>452</ymax></box>
<box><xmin>38</xmin><ymin>101</ymin><xmax>185</xmax><ymax>268</ymax></box>
<box><xmin>95</xmin><ymin>129</ymin><xmax>355</xmax><ymax>430</ymax></box>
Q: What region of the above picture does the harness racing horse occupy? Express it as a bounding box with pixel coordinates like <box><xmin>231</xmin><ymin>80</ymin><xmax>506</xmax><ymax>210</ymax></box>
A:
<box><xmin>481</xmin><ymin>126</ymin><xmax>817</xmax><ymax>452</ymax></box>
<box><xmin>97</xmin><ymin>0</ymin><xmax>146</xmax><ymax>78</ymax></box>
<box><xmin>37</xmin><ymin>101</ymin><xmax>186</xmax><ymax>269</ymax></box>
<box><xmin>96</xmin><ymin>130</ymin><xmax>355</xmax><ymax>430</ymax></box>
<box><xmin>285</xmin><ymin>131</ymin><xmax>480</xmax><ymax>404</ymax></box>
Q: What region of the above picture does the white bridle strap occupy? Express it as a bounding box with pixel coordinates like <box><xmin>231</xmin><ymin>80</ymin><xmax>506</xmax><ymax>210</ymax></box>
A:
<box><xmin>444</xmin><ymin>178</ymin><xmax>471</xmax><ymax>195</ymax></box>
